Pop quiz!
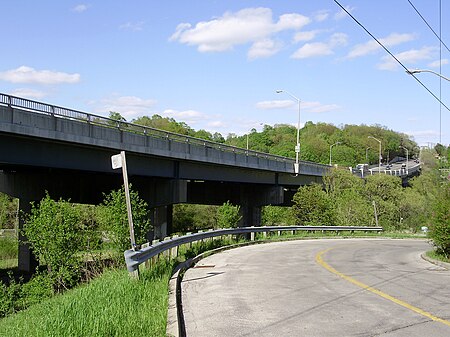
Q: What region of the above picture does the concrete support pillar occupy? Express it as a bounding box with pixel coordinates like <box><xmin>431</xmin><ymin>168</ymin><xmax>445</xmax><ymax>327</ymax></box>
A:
<box><xmin>18</xmin><ymin>198</ymin><xmax>38</xmax><ymax>272</ymax></box>
<box><xmin>239</xmin><ymin>205</ymin><xmax>262</xmax><ymax>228</ymax></box>
<box><xmin>151</xmin><ymin>205</ymin><xmax>173</xmax><ymax>239</ymax></box>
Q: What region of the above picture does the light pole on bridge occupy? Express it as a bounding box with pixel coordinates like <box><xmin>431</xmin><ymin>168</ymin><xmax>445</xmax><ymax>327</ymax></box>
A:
<box><xmin>276</xmin><ymin>89</ymin><xmax>301</xmax><ymax>175</ymax></box>
<box><xmin>368</xmin><ymin>136</ymin><xmax>382</xmax><ymax>174</ymax></box>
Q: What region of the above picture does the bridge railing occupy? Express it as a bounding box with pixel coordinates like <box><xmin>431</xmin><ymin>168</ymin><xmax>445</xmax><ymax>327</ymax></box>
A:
<box><xmin>124</xmin><ymin>225</ymin><xmax>383</xmax><ymax>274</ymax></box>
<box><xmin>0</xmin><ymin>93</ymin><xmax>329</xmax><ymax>173</ymax></box>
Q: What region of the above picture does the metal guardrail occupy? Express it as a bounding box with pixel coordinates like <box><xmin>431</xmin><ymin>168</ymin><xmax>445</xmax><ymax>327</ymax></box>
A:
<box><xmin>124</xmin><ymin>225</ymin><xmax>383</xmax><ymax>273</ymax></box>
<box><xmin>0</xmin><ymin>93</ymin><xmax>329</xmax><ymax>172</ymax></box>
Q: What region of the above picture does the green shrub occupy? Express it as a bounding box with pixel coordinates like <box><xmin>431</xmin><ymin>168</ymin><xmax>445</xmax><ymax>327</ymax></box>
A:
<box><xmin>292</xmin><ymin>184</ymin><xmax>335</xmax><ymax>226</ymax></box>
<box><xmin>216</xmin><ymin>201</ymin><xmax>241</xmax><ymax>228</ymax></box>
<box><xmin>23</xmin><ymin>194</ymin><xmax>83</xmax><ymax>290</ymax></box>
<box><xmin>428</xmin><ymin>183</ymin><xmax>450</xmax><ymax>257</ymax></box>
<box><xmin>97</xmin><ymin>185</ymin><xmax>151</xmax><ymax>252</ymax></box>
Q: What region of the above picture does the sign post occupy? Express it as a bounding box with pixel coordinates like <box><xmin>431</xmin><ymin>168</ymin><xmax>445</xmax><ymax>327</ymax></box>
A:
<box><xmin>111</xmin><ymin>151</ymin><xmax>137</xmax><ymax>250</ymax></box>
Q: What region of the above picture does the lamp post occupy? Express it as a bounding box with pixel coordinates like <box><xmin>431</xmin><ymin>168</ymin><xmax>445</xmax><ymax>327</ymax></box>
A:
<box><xmin>399</xmin><ymin>145</ymin><xmax>409</xmax><ymax>174</ymax></box>
<box><xmin>366</xmin><ymin>147</ymin><xmax>371</xmax><ymax>162</ymax></box>
<box><xmin>406</xmin><ymin>69</ymin><xmax>449</xmax><ymax>144</ymax></box>
<box><xmin>368</xmin><ymin>136</ymin><xmax>381</xmax><ymax>174</ymax></box>
<box><xmin>329</xmin><ymin>141</ymin><xmax>341</xmax><ymax>166</ymax></box>
<box><xmin>276</xmin><ymin>90</ymin><xmax>301</xmax><ymax>174</ymax></box>
<box><xmin>406</xmin><ymin>69</ymin><xmax>450</xmax><ymax>82</ymax></box>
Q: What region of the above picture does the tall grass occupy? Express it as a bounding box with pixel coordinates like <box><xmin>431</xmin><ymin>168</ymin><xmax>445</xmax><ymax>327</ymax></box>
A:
<box><xmin>0</xmin><ymin>260</ymin><xmax>174</xmax><ymax>337</ymax></box>
<box><xmin>0</xmin><ymin>237</ymin><xmax>18</xmax><ymax>269</ymax></box>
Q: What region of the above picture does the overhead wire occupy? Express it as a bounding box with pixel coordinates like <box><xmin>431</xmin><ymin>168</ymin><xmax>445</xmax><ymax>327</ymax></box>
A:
<box><xmin>407</xmin><ymin>0</ymin><xmax>450</xmax><ymax>54</ymax></box>
<box><xmin>333</xmin><ymin>0</ymin><xmax>450</xmax><ymax>114</ymax></box>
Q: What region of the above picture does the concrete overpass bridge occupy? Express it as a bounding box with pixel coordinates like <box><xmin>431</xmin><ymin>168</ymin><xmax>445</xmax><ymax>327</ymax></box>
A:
<box><xmin>0</xmin><ymin>93</ymin><xmax>329</xmax><ymax>271</ymax></box>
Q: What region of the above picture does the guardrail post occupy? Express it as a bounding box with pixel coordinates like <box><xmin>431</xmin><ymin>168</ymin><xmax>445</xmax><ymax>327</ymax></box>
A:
<box><xmin>250</xmin><ymin>227</ymin><xmax>255</xmax><ymax>241</ymax></box>
<box><xmin>171</xmin><ymin>235</ymin><xmax>179</xmax><ymax>257</ymax></box>
<box><xmin>152</xmin><ymin>239</ymin><xmax>160</xmax><ymax>265</ymax></box>
<box><xmin>163</xmin><ymin>237</ymin><xmax>171</xmax><ymax>258</ymax></box>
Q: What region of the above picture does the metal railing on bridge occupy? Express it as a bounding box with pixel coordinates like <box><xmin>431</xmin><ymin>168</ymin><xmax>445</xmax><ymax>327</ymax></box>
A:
<box><xmin>0</xmin><ymin>93</ymin><xmax>328</xmax><ymax>174</ymax></box>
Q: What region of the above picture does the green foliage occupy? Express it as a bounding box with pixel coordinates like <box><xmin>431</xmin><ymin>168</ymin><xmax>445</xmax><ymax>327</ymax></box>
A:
<box><xmin>292</xmin><ymin>184</ymin><xmax>335</xmax><ymax>226</ymax></box>
<box><xmin>23</xmin><ymin>194</ymin><xmax>83</xmax><ymax>289</ymax></box>
<box><xmin>261</xmin><ymin>206</ymin><xmax>295</xmax><ymax>226</ymax></box>
<box><xmin>97</xmin><ymin>185</ymin><xmax>151</xmax><ymax>252</ymax></box>
<box><xmin>0</xmin><ymin>193</ymin><xmax>18</xmax><ymax>229</ymax></box>
<box><xmin>216</xmin><ymin>201</ymin><xmax>241</xmax><ymax>228</ymax></box>
<box><xmin>0</xmin><ymin>263</ymin><xmax>173</xmax><ymax>337</ymax></box>
<box><xmin>0</xmin><ymin>237</ymin><xmax>18</xmax><ymax>261</ymax></box>
<box><xmin>172</xmin><ymin>204</ymin><xmax>218</xmax><ymax>232</ymax></box>
<box><xmin>428</xmin><ymin>183</ymin><xmax>450</xmax><ymax>257</ymax></box>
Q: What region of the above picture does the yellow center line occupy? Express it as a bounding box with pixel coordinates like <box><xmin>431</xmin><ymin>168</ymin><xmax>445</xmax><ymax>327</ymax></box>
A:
<box><xmin>316</xmin><ymin>248</ymin><xmax>450</xmax><ymax>327</ymax></box>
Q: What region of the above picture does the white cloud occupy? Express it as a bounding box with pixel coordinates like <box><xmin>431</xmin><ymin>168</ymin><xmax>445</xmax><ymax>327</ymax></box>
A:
<box><xmin>256</xmin><ymin>99</ymin><xmax>339</xmax><ymax>113</ymax></box>
<box><xmin>314</xmin><ymin>10</ymin><xmax>329</xmax><ymax>22</ymax></box>
<box><xmin>378</xmin><ymin>46</ymin><xmax>436</xmax><ymax>71</ymax></box>
<box><xmin>119</xmin><ymin>21</ymin><xmax>145</xmax><ymax>32</ymax></box>
<box><xmin>256</xmin><ymin>100</ymin><xmax>295</xmax><ymax>110</ymax></box>
<box><xmin>248</xmin><ymin>39</ymin><xmax>282</xmax><ymax>60</ymax></box>
<box><xmin>0</xmin><ymin>66</ymin><xmax>80</xmax><ymax>85</ymax></box>
<box><xmin>303</xmin><ymin>102</ymin><xmax>340</xmax><ymax>113</ymax></box>
<box><xmin>72</xmin><ymin>4</ymin><xmax>89</xmax><ymax>13</ymax></box>
<box><xmin>347</xmin><ymin>33</ymin><xmax>415</xmax><ymax>59</ymax></box>
<box><xmin>163</xmin><ymin>109</ymin><xmax>207</xmax><ymax>121</ymax></box>
<box><xmin>97</xmin><ymin>95</ymin><xmax>157</xmax><ymax>119</ymax></box>
<box><xmin>169</xmin><ymin>7</ymin><xmax>310</xmax><ymax>56</ymax></box>
<box><xmin>291</xmin><ymin>33</ymin><xmax>347</xmax><ymax>59</ymax></box>
<box><xmin>9</xmin><ymin>88</ymin><xmax>47</xmax><ymax>99</ymax></box>
<box><xmin>334</xmin><ymin>5</ymin><xmax>355</xmax><ymax>20</ymax></box>
<box><xmin>293</xmin><ymin>30</ymin><xmax>320</xmax><ymax>43</ymax></box>
<box><xmin>428</xmin><ymin>59</ymin><xmax>449</xmax><ymax>68</ymax></box>
<box><xmin>291</xmin><ymin>42</ymin><xmax>333</xmax><ymax>59</ymax></box>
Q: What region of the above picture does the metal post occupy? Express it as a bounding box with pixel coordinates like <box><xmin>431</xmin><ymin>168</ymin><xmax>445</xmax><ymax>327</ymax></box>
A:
<box><xmin>111</xmin><ymin>151</ymin><xmax>137</xmax><ymax>250</ymax></box>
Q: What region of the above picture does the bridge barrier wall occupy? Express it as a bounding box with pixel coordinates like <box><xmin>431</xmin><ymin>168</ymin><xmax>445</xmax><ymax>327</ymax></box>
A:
<box><xmin>0</xmin><ymin>93</ymin><xmax>329</xmax><ymax>177</ymax></box>
<box><xmin>124</xmin><ymin>225</ymin><xmax>383</xmax><ymax>275</ymax></box>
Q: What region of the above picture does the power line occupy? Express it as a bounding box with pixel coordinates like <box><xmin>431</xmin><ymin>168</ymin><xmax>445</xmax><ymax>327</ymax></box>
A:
<box><xmin>333</xmin><ymin>0</ymin><xmax>450</xmax><ymax>114</ymax></box>
<box><xmin>407</xmin><ymin>0</ymin><xmax>450</xmax><ymax>54</ymax></box>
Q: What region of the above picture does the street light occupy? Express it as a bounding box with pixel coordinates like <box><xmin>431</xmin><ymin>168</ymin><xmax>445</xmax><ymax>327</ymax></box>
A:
<box><xmin>406</xmin><ymin>69</ymin><xmax>450</xmax><ymax>82</ymax></box>
<box><xmin>329</xmin><ymin>141</ymin><xmax>341</xmax><ymax>166</ymax></box>
<box><xmin>399</xmin><ymin>145</ymin><xmax>409</xmax><ymax>174</ymax></box>
<box><xmin>276</xmin><ymin>89</ymin><xmax>301</xmax><ymax>174</ymax></box>
<box><xmin>368</xmin><ymin>136</ymin><xmax>382</xmax><ymax>174</ymax></box>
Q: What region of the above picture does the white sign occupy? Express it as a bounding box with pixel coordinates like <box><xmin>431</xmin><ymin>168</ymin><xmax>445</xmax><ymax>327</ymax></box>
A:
<box><xmin>111</xmin><ymin>154</ymin><xmax>123</xmax><ymax>169</ymax></box>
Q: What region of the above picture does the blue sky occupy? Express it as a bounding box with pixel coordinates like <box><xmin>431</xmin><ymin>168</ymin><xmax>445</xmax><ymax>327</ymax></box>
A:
<box><xmin>1</xmin><ymin>1</ymin><xmax>449</xmax><ymax>146</ymax></box>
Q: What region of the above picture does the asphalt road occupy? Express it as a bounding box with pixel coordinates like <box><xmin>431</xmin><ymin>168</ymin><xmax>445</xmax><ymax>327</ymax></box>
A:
<box><xmin>182</xmin><ymin>239</ymin><xmax>450</xmax><ymax>336</ymax></box>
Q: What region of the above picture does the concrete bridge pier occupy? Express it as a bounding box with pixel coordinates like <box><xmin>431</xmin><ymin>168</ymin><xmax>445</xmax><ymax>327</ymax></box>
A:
<box><xmin>17</xmin><ymin>198</ymin><xmax>39</xmax><ymax>273</ymax></box>
<box><xmin>150</xmin><ymin>205</ymin><xmax>173</xmax><ymax>240</ymax></box>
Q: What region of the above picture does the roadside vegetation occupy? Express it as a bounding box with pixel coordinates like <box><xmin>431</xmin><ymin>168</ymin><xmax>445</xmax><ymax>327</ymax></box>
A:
<box><xmin>1</xmin><ymin>117</ymin><xmax>449</xmax><ymax>335</ymax></box>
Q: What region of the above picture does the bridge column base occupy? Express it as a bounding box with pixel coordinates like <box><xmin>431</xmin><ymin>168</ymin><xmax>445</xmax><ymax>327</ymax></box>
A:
<box><xmin>18</xmin><ymin>198</ymin><xmax>39</xmax><ymax>273</ymax></box>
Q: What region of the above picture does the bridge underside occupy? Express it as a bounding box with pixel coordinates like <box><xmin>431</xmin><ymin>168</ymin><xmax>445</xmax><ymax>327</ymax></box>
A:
<box><xmin>0</xmin><ymin>165</ymin><xmax>314</xmax><ymax>272</ymax></box>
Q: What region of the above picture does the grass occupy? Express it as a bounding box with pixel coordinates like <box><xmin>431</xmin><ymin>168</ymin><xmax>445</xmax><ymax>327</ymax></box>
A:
<box><xmin>0</xmin><ymin>237</ymin><xmax>18</xmax><ymax>269</ymax></box>
<box><xmin>0</xmin><ymin>230</ymin><xmax>433</xmax><ymax>336</ymax></box>
<box><xmin>0</xmin><ymin>260</ymin><xmax>174</xmax><ymax>337</ymax></box>
<box><xmin>426</xmin><ymin>250</ymin><xmax>450</xmax><ymax>264</ymax></box>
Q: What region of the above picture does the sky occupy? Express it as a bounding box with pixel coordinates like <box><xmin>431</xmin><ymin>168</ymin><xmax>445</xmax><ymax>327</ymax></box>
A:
<box><xmin>1</xmin><ymin>1</ymin><xmax>449</xmax><ymax>146</ymax></box>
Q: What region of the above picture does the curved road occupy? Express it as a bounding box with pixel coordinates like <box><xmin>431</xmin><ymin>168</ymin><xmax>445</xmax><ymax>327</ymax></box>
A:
<box><xmin>182</xmin><ymin>239</ymin><xmax>450</xmax><ymax>336</ymax></box>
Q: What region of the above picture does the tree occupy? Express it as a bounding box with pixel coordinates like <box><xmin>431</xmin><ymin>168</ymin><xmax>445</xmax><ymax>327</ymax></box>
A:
<box><xmin>23</xmin><ymin>194</ymin><xmax>83</xmax><ymax>289</ymax></box>
<box><xmin>292</xmin><ymin>184</ymin><xmax>335</xmax><ymax>226</ymax></box>
<box><xmin>216</xmin><ymin>201</ymin><xmax>241</xmax><ymax>228</ymax></box>
<box><xmin>97</xmin><ymin>185</ymin><xmax>151</xmax><ymax>252</ymax></box>
<box><xmin>428</xmin><ymin>183</ymin><xmax>450</xmax><ymax>257</ymax></box>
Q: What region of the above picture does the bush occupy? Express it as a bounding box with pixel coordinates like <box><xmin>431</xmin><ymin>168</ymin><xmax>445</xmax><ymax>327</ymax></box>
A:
<box><xmin>216</xmin><ymin>201</ymin><xmax>241</xmax><ymax>228</ymax></box>
<box><xmin>292</xmin><ymin>184</ymin><xmax>335</xmax><ymax>226</ymax></box>
<box><xmin>23</xmin><ymin>194</ymin><xmax>83</xmax><ymax>290</ymax></box>
<box><xmin>97</xmin><ymin>185</ymin><xmax>151</xmax><ymax>252</ymax></box>
<box><xmin>428</xmin><ymin>184</ymin><xmax>450</xmax><ymax>257</ymax></box>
